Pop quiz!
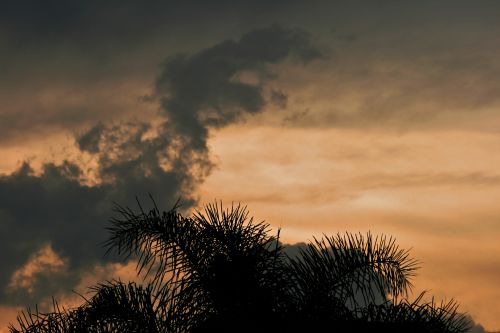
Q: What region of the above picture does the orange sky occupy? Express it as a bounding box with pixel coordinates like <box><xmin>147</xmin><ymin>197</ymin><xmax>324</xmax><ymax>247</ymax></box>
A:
<box><xmin>199</xmin><ymin>126</ymin><xmax>500</xmax><ymax>329</ymax></box>
<box><xmin>3</xmin><ymin>125</ymin><xmax>499</xmax><ymax>329</ymax></box>
<box><xmin>2</xmin><ymin>2</ymin><xmax>500</xmax><ymax>331</ymax></box>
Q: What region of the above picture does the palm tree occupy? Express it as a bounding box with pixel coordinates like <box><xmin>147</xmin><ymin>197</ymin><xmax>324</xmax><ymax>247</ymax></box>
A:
<box><xmin>11</xmin><ymin>200</ymin><xmax>471</xmax><ymax>333</ymax></box>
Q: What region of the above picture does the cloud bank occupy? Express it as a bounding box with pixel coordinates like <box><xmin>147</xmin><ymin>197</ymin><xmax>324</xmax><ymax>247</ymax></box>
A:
<box><xmin>0</xmin><ymin>25</ymin><xmax>320</xmax><ymax>307</ymax></box>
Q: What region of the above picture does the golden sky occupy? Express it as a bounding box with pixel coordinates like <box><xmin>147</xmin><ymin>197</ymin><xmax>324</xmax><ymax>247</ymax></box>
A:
<box><xmin>200</xmin><ymin>126</ymin><xmax>500</xmax><ymax>328</ymax></box>
<box><xmin>1</xmin><ymin>1</ymin><xmax>500</xmax><ymax>331</ymax></box>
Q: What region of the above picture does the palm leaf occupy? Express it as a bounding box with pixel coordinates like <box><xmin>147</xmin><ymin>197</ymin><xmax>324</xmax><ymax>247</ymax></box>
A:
<box><xmin>287</xmin><ymin>232</ymin><xmax>419</xmax><ymax>310</ymax></box>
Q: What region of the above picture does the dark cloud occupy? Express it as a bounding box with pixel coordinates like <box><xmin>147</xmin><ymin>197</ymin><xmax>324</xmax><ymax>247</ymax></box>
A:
<box><xmin>468</xmin><ymin>317</ymin><xmax>492</xmax><ymax>333</ymax></box>
<box><xmin>0</xmin><ymin>0</ymin><xmax>309</xmax><ymax>146</ymax></box>
<box><xmin>5</xmin><ymin>1</ymin><xmax>500</xmax><ymax>145</ymax></box>
<box><xmin>283</xmin><ymin>108</ymin><xmax>310</xmax><ymax>125</ymax></box>
<box><xmin>0</xmin><ymin>0</ymin><xmax>304</xmax><ymax>47</ymax></box>
<box><xmin>0</xmin><ymin>25</ymin><xmax>320</xmax><ymax>306</ymax></box>
<box><xmin>0</xmin><ymin>123</ymin><xmax>190</xmax><ymax>306</ymax></box>
<box><xmin>282</xmin><ymin>242</ymin><xmax>307</xmax><ymax>258</ymax></box>
<box><xmin>77</xmin><ymin>122</ymin><xmax>105</xmax><ymax>154</ymax></box>
<box><xmin>155</xmin><ymin>24</ymin><xmax>321</xmax><ymax>151</ymax></box>
<box><xmin>270</xmin><ymin>90</ymin><xmax>288</xmax><ymax>109</ymax></box>
<box><xmin>0</xmin><ymin>122</ymin><xmax>195</xmax><ymax>306</ymax></box>
<box><xmin>0</xmin><ymin>162</ymin><xmax>108</xmax><ymax>304</ymax></box>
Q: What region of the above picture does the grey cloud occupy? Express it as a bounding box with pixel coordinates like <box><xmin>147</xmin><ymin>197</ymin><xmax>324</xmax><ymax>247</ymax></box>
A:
<box><xmin>0</xmin><ymin>0</ymin><xmax>309</xmax><ymax>146</ymax></box>
<box><xmin>0</xmin><ymin>125</ymin><xmax>195</xmax><ymax>305</ymax></box>
<box><xmin>77</xmin><ymin>122</ymin><xmax>105</xmax><ymax>154</ymax></box>
<box><xmin>1</xmin><ymin>1</ymin><xmax>302</xmax><ymax>47</ymax></box>
<box><xmin>0</xmin><ymin>162</ymin><xmax>109</xmax><ymax>304</ymax></box>
<box><xmin>282</xmin><ymin>242</ymin><xmax>307</xmax><ymax>258</ymax></box>
<box><xmin>6</xmin><ymin>0</ymin><xmax>500</xmax><ymax>145</ymax></box>
<box><xmin>469</xmin><ymin>323</ymin><xmax>493</xmax><ymax>333</ymax></box>
<box><xmin>283</xmin><ymin>44</ymin><xmax>500</xmax><ymax>130</ymax></box>
<box><xmin>155</xmin><ymin>24</ymin><xmax>321</xmax><ymax>151</ymax></box>
<box><xmin>264</xmin><ymin>3</ymin><xmax>500</xmax><ymax>131</ymax></box>
<box><xmin>270</xmin><ymin>90</ymin><xmax>288</xmax><ymax>109</ymax></box>
<box><xmin>283</xmin><ymin>108</ymin><xmax>310</xmax><ymax>124</ymax></box>
<box><xmin>0</xmin><ymin>25</ymin><xmax>320</xmax><ymax>307</ymax></box>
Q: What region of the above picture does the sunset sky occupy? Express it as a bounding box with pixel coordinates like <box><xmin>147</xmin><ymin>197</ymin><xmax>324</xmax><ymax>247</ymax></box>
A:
<box><xmin>1</xmin><ymin>1</ymin><xmax>500</xmax><ymax>331</ymax></box>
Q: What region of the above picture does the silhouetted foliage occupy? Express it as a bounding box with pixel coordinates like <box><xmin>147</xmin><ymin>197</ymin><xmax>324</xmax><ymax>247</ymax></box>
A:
<box><xmin>11</xmin><ymin>201</ymin><xmax>472</xmax><ymax>333</ymax></box>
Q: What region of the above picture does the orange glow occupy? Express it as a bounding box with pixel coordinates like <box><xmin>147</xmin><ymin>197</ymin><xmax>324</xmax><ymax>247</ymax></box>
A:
<box><xmin>198</xmin><ymin>125</ymin><xmax>500</xmax><ymax>330</ymax></box>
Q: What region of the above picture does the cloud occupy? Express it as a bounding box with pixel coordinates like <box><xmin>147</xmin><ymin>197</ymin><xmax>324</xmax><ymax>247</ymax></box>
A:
<box><xmin>0</xmin><ymin>162</ymin><xmax>108</xmax><ymax>304</ymax></box>
<box><xmin>5</xmin><ymin>244</ymin><xmax>71</xmax><ymax>305</ymax></box>
<box><xmin>155</xmin><ymin>24</ymin><xmax>321</xmax><ymax>151</ymax></box>
<box><xmin>0</xmin><ymin>0</ymin><xmax>310</xmax><ymax>146</ymax></box>
<box><xmin>6</xmin><ymin>0</ymin><xmax>500</xmax><ymax>146</ymax></box>
<box><xmin>0</xmin><ymin>1</ymin><xmax>302</xmax><ymax>48</ymax></box>
<box><xmin>467</xmin><ymin>317</ymin><xmax>496</xmax><ymax>333</ymax></box>
<box><xmin>7</xmin><ymin>243</ymin><xmax>67</xmax><ymax>294</ymax></box>
<box><xmin>0</xmin><ymin>25</ymin><xmax>320</xmax><ymax>307</ymax></box>
<box><xmin>280</xmin><ymin>48</ymin><xmax>500</xmax><ymax>131</ymax></box>
<box><xmin>256</xmin><ymin>3</ymin><xmax>500</xmax><ymax>132</ymax></box>
<box><xmin>0</xmin><ymin>122</ymin><xmax>198</xmax><ymax>307</ymax></box>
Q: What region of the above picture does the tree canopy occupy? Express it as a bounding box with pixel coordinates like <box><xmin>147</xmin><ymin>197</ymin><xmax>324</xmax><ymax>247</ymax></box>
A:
<box><xmin>11</xmin><ymin>201</ymin><xmax>471</xmax><ymax>333</ymax></box>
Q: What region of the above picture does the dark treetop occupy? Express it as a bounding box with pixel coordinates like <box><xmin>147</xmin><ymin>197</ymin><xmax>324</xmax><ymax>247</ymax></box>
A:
<box><xmin>11</xmin><ymin>201</ymin><xmax>471</xmax><ymax>333</ymax></box>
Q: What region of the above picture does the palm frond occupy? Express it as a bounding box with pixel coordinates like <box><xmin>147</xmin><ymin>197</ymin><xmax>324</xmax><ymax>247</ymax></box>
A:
<box><xmin>287</xmin><ymin>232</ymin><xmax>419</xmax><ymax>310</ymax></box>
<box><xmin>10</xmin><ymin>300</ymin><xmax>70</xmax><ymax>333</ymax></box>
<box><xmin>359</xmin><ymin>293</ymin><xmax>472</xmax><ymax>333</ymax></box>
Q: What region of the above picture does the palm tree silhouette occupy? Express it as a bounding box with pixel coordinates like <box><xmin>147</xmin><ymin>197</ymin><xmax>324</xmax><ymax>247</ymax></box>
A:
<box><xmin>11</xmin><ymin>201</ymin><xmax>471</xmax><ymax>333</ymax></box>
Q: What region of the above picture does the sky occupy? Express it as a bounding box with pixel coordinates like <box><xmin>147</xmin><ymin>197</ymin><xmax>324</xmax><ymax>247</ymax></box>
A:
<box><xmin>1</xmin><ymin>1</ymin><xmax>499</xmax><ymax>331</ymax></box>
